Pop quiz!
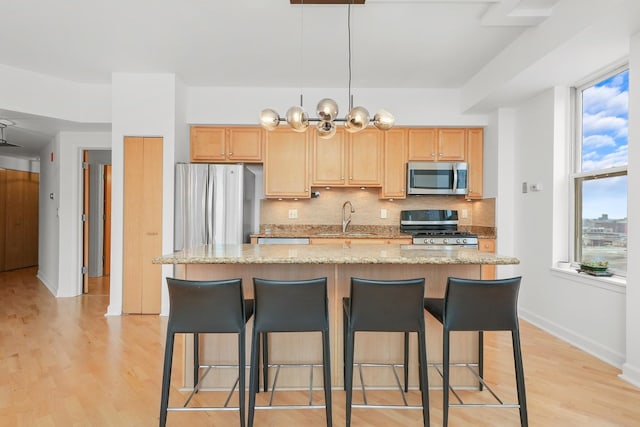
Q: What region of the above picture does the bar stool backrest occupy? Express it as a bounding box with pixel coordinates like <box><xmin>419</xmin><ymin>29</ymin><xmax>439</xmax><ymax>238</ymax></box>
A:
<box><xmin>253</xmin><ymin>277</ymin><xmax>329</xmax><ymax>332</ymax></box>
<box><xmin>443</xmin><ymin>276</ymin><xmax>522</xmax><ymax>332</ymax></box>
<box><xmin>348</xmin><ymin>277</ymin><xmax>426</xmax><ymax>332</ymax></box>
<box><xmin>166</xmin><ymin>277</ymin><xmax>246</xmax><ymax>334</ymax></box>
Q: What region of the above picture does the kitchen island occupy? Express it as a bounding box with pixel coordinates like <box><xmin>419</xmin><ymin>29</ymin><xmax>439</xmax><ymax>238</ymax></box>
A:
<box><xmin>154</xmin><ymin>244</ymin><xmax>519</xmax><ymax>390</ymax></box>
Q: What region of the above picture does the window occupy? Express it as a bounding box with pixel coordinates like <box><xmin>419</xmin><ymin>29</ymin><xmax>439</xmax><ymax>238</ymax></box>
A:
<box><xmin>573</xmin><ymin>67</ymin><xmax>628</xmax><ymax>275</ymax></box>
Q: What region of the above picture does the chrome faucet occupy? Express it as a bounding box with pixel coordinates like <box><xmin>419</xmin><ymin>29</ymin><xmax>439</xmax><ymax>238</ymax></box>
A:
<box><xmin>342</xmin><ymin>201</ymin><xmax>355</xmax><ymax>233</ymax></box>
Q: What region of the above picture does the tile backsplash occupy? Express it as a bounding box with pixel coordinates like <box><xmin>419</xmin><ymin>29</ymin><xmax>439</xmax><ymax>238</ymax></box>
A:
<box><xmin>260</xmin><ymin>188</ymin><xmax>495</xmax><ymax>228</ymax></box>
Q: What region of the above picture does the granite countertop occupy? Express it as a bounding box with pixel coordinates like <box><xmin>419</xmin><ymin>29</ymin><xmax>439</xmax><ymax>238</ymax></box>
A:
<box><xmin>251</xmin><ymin>224</ymin><xmax>497</xmax><ymax>240</ymax></box>
<box><xmin>154</xmin><ymin>244</ymin><xmax>519</xmax><ymax>265</ymax></box>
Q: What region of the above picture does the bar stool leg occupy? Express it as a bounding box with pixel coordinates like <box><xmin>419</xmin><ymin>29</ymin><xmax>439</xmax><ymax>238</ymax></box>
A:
<box><xmin>479</xmin><ymin>331</ymin><xmax>484</xmax><ymax>391</ymax></box>
<box><xmin>404</xmin><ymin>332</ymin><xmax>410</xmax><ymax>392</ymax></box>
<box><xmin>322</xmin><ymin>329</ymin><xmax>333</xmax><ymax>427</ymax></box>
<box><xmin>248</xmin><ymin>329</ymin><xmax>261</xmax><ymax>427</ymax></box>
<box><xmin>193</xmin><ymin>332</ymin><xmax>200</xmax><ymax>391</ymax></box>
<box><xmin>345</xmin><ymin>328</ymin><xmax>355</xmax><ymax>427</ymax></box>
<box><xmin>262</xmin><ymin>332</ymin><xmax>269</xmax><ymax>392</ymax></box>
<box><xmin>418</xmin><ymin>329</ymin><xmax>430</xmax><ymax>427</ymax></box>
<box><xmin>443</xmin><ymin>330</ymin><xmax>451</xmax><ymax>427</ymax></box>
<box><xmin>238</xmin><ymin>332</ymin><xmax>246</xmax><ymax>427</ymax></box>
<box><xmin>159</xmin><ymin>331</ymin><xmax>175</xmax><ymax>427</ymax></box>
<box><xmin>512</xmin><ymin>329</ymin><xmax>529</xmax><ymax>427</ymax></box>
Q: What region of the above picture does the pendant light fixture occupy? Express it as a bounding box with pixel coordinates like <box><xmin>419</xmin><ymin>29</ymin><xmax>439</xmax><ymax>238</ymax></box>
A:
<box><xmin>259</xmin><ymin>0</ymin><xmax>395</xmax><ymax>139</ymax></box>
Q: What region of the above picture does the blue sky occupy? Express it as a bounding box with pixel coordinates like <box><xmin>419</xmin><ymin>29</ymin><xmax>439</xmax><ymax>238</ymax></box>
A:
<box><xmin>581</xmin><ymin>69</ymin><xmax>628</xmax><ymax>220</ymax></box>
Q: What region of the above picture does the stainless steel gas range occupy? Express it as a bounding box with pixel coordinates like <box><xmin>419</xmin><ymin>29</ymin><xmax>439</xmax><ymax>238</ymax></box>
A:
<box><xmin>400</xmin><ymin>209</ymin><xmax>479</xmax><ymax>249</ymax></box>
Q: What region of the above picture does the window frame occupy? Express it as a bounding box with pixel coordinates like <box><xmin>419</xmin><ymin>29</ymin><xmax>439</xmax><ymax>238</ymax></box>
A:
<box><xmin>570</xmin><ymin>64</ymin><xmax>628</xmax><ymax>277</ymax></box>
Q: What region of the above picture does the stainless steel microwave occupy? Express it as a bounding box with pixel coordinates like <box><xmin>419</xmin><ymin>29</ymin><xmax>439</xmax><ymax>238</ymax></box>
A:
<box><xmin>407</xmin><ymin>162</ymin><xmax>468</xmax><ymax>195</ymax></box>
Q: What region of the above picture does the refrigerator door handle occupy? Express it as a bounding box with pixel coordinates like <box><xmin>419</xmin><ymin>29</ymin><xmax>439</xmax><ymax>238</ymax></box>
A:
<box><xmin>206</xmin><ymin>165</ymin><xmax>215</xmax><ymax>245</ymax></box>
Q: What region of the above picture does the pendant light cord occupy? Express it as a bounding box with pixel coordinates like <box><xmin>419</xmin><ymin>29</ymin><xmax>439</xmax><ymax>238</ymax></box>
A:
<box><xmin>348</xmin><ymin>0</ymin><xmax>353</xmax><ymax>110</ymax></box>
<box><xmin>300</xmin><ymin>0</ymin><xmax>304</xmax><ymax>107</ymax></box>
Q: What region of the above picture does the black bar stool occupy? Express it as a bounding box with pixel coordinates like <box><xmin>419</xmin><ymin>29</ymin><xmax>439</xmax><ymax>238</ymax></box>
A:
<box><xmin>343</xmin><ymin>277</ymin><xmax>430</xmax><ymax>427</ymax></box>
<box><xmin>423</xmin><ymin>276</ymin><xmax>528</xmax><ymax>427</ymax></box>
<box><xmin>248</xmin><ymin>277</ymin><xmax>332</xmax><ymax>427</ymax></box>
<box><xmin>159</xmin><ymin>277</ymin><xmax>253</xmax><ymax>427</ymax></box>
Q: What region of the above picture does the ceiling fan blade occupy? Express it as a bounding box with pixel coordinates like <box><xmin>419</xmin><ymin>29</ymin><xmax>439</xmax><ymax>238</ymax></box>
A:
<box><xmin>0</xmin><ymin>139</ymin><xmax>21</xmax><ymax>147</ymax></box>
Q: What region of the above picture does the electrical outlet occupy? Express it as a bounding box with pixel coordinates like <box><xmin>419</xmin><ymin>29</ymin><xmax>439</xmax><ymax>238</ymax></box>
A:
<box><xmin>288</xmin><ymin>209</ymin><xmax>298</xmax><ymax>219</ymax></box>
<box><xmin>380</xmin><ymin>208</ymin><xmax>388</xmax><ymax>219</ymax></box>
<box><xmin>461</xmin><ymin>208</ymin><xmax>468</xmax><ymax>219</ymax></box>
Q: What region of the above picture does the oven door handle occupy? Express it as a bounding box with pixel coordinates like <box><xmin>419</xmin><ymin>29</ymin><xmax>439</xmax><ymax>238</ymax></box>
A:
<box><xmin>452</xmin><ymin>163</ymin><xmax>458</xmax><ymax>192</ymax></box>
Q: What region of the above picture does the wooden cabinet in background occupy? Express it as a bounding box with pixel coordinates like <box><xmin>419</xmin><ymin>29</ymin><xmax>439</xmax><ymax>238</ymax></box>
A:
<box><xmin>311</xmin><ymin>128</ymin><xmax>347</xmax><ymax>186</ymax></box>
<box><xmin>311</xmin><ymin>128</ymin><xmax>383</xmax><ymax>187</ymax></box>
<box><xmin>479</xmin><ymin>238</ymin><xmax>496</xmax><ymax>279</ymax></box>
<box><xmin>190</xmin><ymin>126</ymin><xmax>262</xmax><ymax>163</ymax></box>
<box><xmin>379</xmin><ymin>128</ymin><xmax>407</xmax><ymax>199</ymax></box>
<box><xmin>408</xmin><ymin>128</ymin><xmax>466</xmax><ymax>162</ymax></box>
<box><xmin>123</xmin><ymin>137</ymin><xmax>163</xmax><ymax>314</ymax></box>
<box><xmin>264</xmin><ymin>128</ymin><xmax>310</xmax><ymax>199</ymax></box>
<box><xmin>309</xmin><ymin>237</ymin><xmax>412</xmax><ymax>245</ymax></box>
<box><xmin>466</xmin><ymin>128</ymin><xmax>484</xmax><ymax>200</ymax></box>
<box><xmin>0</xmin><ymin>168</ymin><xmax>39</xmax><ymax>272</ymax></box>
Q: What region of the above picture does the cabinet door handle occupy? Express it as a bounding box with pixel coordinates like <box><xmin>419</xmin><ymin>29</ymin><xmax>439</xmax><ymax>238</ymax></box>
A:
<box><xmin>146</xmin><ymin>232</ymin><xmax>159</xmax><ymax>236</ymax></box>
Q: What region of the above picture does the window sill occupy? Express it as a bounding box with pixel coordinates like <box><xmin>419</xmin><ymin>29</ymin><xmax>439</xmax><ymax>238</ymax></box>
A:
<box><xmin>551</xmin><ymin>267</ymin><xmax>626</xmax><ymax>294</ymax></box>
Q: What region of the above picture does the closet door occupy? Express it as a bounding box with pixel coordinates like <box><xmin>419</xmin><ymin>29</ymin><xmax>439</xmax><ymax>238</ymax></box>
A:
<box><xmin>123</xmin><ymin>137</ymin><xmax>163</xmax><ymax>314</ymax></box>
<box><xmin>2</xmin><ymin>169</ymin><xmax>38</xmax><ymax>271</ymax></box>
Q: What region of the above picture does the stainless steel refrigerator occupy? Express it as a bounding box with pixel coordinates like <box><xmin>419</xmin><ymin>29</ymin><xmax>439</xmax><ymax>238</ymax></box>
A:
<box><xmin>174</xmin><ymin>163</ymin><xmax>261</xmax><ymax>250</ymax></box>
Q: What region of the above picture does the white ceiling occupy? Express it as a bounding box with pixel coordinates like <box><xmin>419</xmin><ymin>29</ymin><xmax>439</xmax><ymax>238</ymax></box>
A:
<box><xmin>0</xmin><ymin>0</ymin><xmax>635</xmax><ymax>158</ymax></box>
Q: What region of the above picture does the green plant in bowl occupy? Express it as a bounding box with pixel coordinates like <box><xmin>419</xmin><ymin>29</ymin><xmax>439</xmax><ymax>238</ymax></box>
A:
<box><xmin>580</xmin><ymin>261</ymin><xmax>609</xmax><ymax>272</ymax></box>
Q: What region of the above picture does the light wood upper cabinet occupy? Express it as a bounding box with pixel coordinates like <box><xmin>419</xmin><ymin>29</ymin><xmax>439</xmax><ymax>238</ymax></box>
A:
<box><xmin>408</xmin><ymin>128</ymin><xmax>466</xmax><ymax>162</ymax></box>
<box><xmin>311</xmin><ymin>128</ymin><xmax>383</xmax><ymax>187</ymax></box>
<box><xmin>264</xmin><ymin>128</ymin><xmax>310</xmax><ymax>199</ymax></box>
<box><xmin>190</xmin><ymin>126</ymin><xmax>262</xmax><ymax>163</ymax></box>
<box><xmin>379</xmin><ymin>128</ymin><xmax>407</xmax><ymax>200</ymax></box>
<box><xmin>466</xmin><ymin>128</ymin><xmax>483</xmax><ymax>200</ymax></box>
<box><xmin>348</xmin><ymin>129</ymin><xmax>383</xmax><ymax>186</ymax></box>
<box><xmin>311</xmin><ymin>128</ymin><xmax>347</xmax><ymax>186</ymax></box>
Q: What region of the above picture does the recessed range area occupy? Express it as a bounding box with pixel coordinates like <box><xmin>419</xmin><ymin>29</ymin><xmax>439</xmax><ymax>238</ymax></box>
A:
<box><xmin>400</xmin><ymin>209</ymin><xmax>479</xmax><ymax>248</ymax></box>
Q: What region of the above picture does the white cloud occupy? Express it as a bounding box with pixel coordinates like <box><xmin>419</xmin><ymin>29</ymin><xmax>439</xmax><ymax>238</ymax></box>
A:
<box><xmin>582</xmin><ymin>144</ymin><xmax>628</xmax><ymax>171</ymax></box>
<box><xmin>582</xmin><ymin>112</ymin><xmax>627</xmax><ymax>135</ymax></box>
<box><xmin>583</xmin><ymin>134</ymin><xmax>616</xmax><ymax>150</ymax></box>
<box><xmin>583</xmin><ymin>85</ymin><xmax>628</xmax><ymax>116</ymax></box>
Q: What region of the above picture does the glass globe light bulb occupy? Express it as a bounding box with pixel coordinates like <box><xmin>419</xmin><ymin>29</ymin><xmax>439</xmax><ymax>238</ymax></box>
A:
<box><xmin>316</xmin><ymin>98</ymin><xmax>339</xmax><ymax>121</ymax></box>
<box><xmin>373</xmin><ymin>110</ymin><xmax>395</xmax><ymax>130</ymax></box>
<box><xmin>286</xmin><ymin>106</ymin><xmax>309</xmax><ymax>132</ymax></box>
<box><xmin>344</xmin><ymin>106</ymin><xmax>370</xmax><ymax>133</ymax></box>
<box><xmin>259</xmin><ymin>108</ymin><xmax>281</xmax><ymax>130</ymax></box>
<box><xmin>316</xmin><ymin>120</ymin><xmax>337</xmax><ymax>139</ymax></box>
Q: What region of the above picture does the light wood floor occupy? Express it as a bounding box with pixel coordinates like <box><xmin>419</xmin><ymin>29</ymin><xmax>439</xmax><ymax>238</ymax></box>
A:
<box><xmin>2</xmin><ymin>267</ymin><xmax>640</xmax><ymax>426</ymax></box>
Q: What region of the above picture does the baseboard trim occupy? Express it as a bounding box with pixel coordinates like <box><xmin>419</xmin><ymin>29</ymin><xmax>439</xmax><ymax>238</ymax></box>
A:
<box><xmin>519</xmin><ymin>308</ymin><xmax>625</xmax><ymax>368</ymax></box>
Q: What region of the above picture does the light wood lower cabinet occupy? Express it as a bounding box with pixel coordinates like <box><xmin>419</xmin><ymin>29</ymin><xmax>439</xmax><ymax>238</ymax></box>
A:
<box><xmin>123</xmin><ymin>137</ymin><xmax>163</xmax><ymax>314</ymax></box>
<box><xmin>309</xmin><ymin>238</ymin><xmax>412</xmax><ymax>245</ymax></box>
<box><xmin>479</xmin><ymin>238</ymin><xmax>496</xmax><ymax>279</ymax></box>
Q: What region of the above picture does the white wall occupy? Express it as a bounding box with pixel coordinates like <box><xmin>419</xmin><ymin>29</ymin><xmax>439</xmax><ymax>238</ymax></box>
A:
<box><xmin>0</xmin><ymin>156</ymin><xmax>39</xmax><ymax>173</ymax></box>
<box><xmin>622</xmin><ymin>31</ymin><xmax>640</xmax><ymax>386</ymax></box>
<box><xmin>187</xmin><ymin>87</ymin><xmax>488</xmax><ymax>127</ymax></box>
<box><xmin>37</xmin><ymin>137</ymin><xmax>60</xmax><ymax>295</ymax></box>
<box><xmin>505</xmin><ymin>88</ymin><xmax>627</xmax><ymax>368</ymax></box>
<box><xmin>108</xmin><ymin>73</ymin><xmax>183</xmax><ymax>316</ymax></box>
